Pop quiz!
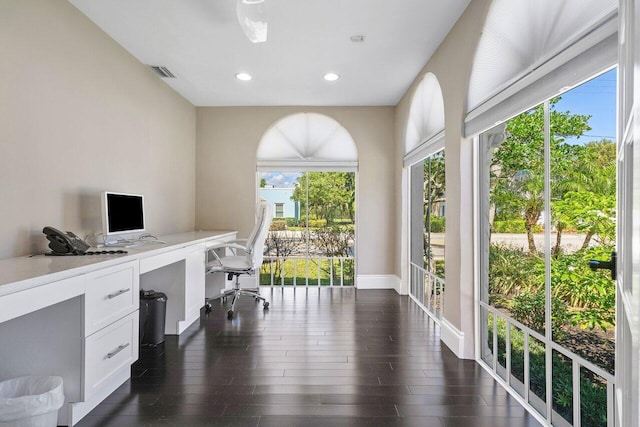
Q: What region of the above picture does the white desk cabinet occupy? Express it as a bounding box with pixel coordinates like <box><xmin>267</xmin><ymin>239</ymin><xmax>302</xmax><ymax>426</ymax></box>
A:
<box><xmin>84</xmin><ymin>260</ymin><xmax>139</xmax><ymax>337</ymax></box>
<box><xmin>83</xmin><ymin>260</ymin><xmax>139</xmax><ymax>404</ymax></box>
<box><xmin>84</xmin><ymin>311</ymin><xmax>138</xmax><ymax>399</ymax></box>
<box><xmin>0</xmin><ymin>230</ymin><xmax>236</xmax><ymax>426</ymax></box>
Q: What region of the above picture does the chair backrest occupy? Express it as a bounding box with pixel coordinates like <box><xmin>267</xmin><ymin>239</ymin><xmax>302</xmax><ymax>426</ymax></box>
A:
<box><xmin>245</xmin><ymin>201</ymin><xmax>273</xmax><ymax>268</ymax></box>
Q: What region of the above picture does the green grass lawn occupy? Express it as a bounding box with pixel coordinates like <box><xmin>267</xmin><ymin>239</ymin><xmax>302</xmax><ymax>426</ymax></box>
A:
<box><xmin>260</xmin><ymin>257</ymin><xmax>354</xmax><ymax>286</ymax></box>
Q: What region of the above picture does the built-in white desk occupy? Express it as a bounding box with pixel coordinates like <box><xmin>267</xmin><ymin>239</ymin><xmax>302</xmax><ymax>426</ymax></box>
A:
<box><xmin>0</xmin><ymin>230</ymin><xmax>236</xmax><ymax>426</ymax></box>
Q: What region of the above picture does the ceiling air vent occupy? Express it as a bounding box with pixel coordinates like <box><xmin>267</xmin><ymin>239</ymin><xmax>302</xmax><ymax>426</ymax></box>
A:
<box><xmin>149</xmin><ymin>66</ymin><xmax>176</xmax><ymax>78</ymax></box>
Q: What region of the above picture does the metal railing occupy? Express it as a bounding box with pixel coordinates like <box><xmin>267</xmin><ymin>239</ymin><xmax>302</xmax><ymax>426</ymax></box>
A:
<box><xmin>260</xmin><ymin>255</ymin><xmax>355</xmax><ymax>287</ymax></box>
<box><xmin>479</xmin><ymin>301</ymin><xmax>615</xmax><ymax>427</ymax></box>
<box><xmin>409</xmin><ymin>262</ymin><xmax>444</xmax><ymax>323</ymax></box>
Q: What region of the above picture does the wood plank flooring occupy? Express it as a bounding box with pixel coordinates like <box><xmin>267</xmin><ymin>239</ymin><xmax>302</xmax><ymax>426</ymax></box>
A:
<box><xmin>76</xmin><ymin>288</ymin><xmax>541</xmax><ymax>427</ymax></box>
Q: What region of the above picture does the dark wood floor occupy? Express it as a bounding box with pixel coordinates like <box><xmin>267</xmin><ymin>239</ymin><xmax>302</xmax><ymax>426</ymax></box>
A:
<box><xmin>76</xmin><ymin>288</ymin><xmax>541</xmax><ymax>427</ymax></box>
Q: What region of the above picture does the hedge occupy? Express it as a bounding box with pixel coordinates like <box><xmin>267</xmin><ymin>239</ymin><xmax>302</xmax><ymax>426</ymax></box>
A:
<box><xmin>429</xmin><ymin>217</ymin><xmax>445</xmax><ymax>232</ymax></box>
<box><xmin>270</xmin><ymin>220</ymin><xmax>287</xmax><ymax>231</ymax></box>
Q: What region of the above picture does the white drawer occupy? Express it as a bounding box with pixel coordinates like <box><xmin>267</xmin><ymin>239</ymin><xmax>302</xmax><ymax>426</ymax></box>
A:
<box><xmin>84</xmin><ymin>311</ymin><xmax>138</xmax><ymax>399</ymax></box>
<box><xmin>84</xmin><ymin>260</ymin><xmax>139</xmax><ymax>336</ymax></box>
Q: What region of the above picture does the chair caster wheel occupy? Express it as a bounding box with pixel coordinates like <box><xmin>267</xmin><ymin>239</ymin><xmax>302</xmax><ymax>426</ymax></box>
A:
<box><xmin>227</xmin><ymin>309</ymin><xmax>234</xmax><ymax>319</ymax></box>
<box><xmin>205</xmin><ymin>303</ymin><xmax>212</xmax><ymax>314</ymax></box>
<box><xmin>263</xmin><ymin>301</ymin><xmax>269</xmax><ymax>309</ymax></box>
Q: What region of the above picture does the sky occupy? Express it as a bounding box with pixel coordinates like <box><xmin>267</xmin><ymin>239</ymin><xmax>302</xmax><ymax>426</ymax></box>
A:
<box><xmin>260</xmin><ymin>69</ymin><xmax>618</xmax><ymax>187</ymax></box>
<box><xmin>554</xmin><ymin>68</ymin><xmax>617</xmax><ymax>145</ymax></box>
<box><xmin>260</xmin><ymin>172</ymin><xmax>301</xmax><ymax>188</ymax></box>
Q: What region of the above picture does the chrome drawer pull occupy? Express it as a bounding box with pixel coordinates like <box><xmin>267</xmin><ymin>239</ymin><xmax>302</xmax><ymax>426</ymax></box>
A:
<box><xmin>107</xmin><ymin>288</ymin><xmax>130</xmax><ymax>299</ymax></box>
<box><xmin>107</xmin><ymin>343</ymin><xmax>130</xmax><ymax>359</ymax></box>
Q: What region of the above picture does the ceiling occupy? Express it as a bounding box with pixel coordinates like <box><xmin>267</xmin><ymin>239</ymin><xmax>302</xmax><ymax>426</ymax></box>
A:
<box><xmin>68</xmin><ymin>0</ymin><xmax>470</xmax><ymax>107</ymax></box>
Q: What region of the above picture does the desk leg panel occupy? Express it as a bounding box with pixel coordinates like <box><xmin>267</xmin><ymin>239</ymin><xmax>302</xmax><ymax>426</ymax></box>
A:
<box><xmin>140</xmin><ymin>261</ymin><xmax>186</xmax><ymax>335</ymax></box>
<box><xmin>184</xmin><ymin>249</ymin><xmax>205</xmax><ymax>329</ymax></box>
<box><xmin>0</xmin><ymin>297</ymin><xmax>83</xmax><ymax>426</ymax></box>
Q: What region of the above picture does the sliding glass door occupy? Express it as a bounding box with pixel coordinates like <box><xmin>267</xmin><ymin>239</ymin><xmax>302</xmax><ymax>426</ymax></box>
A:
<box><xmin>258</xmin><ymin>170</ymin><xmax>356</xmax><ymax>287</ymax></box>
<box><xmin>479</xmin><ymin>70</ymin><xmax>617</xmax><ymax>427</ymax></box>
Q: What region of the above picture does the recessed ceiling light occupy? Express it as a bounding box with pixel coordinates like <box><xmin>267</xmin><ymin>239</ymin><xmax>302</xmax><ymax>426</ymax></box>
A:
<box><xmin>235</xmin><ymin>73</ymin><xmax>252</xmax><ymax>81</ymax></box>
<box><xmin>323</xmin><ymin>73</ymin><xmax>339</xmax><ymax>82</ymax></box>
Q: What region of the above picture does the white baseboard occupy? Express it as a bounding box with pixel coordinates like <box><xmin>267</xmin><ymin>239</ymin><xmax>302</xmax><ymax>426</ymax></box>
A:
<box><xmin>440</xmin><ymin>317</ymin><xmax>466</xmax><ymax>358</ymax></box>
<box><xmin>357</xmin><ymin>275</ymin><xmax>400</xmax><ymax>292</ymax></box>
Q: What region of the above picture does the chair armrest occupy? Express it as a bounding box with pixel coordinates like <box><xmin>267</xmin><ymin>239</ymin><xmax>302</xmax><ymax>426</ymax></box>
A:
<box><xmin>208</xmin><ymin>242</ymin><xmax>249</xmax><ymax>252</ymax></box>
<box><xmin>227</xmin><ymin>238</ymin><xmax>248</xmax><ymax>244</ymax></box>
<box><xmin>208</xmin><ymin>239</ymin><xmax>247</xmax><ymax>248</ymax></box>
<box><xmin>206</xmin><ymin>243</ymin><xmax>251</xmax><ymax>264</ymax></box>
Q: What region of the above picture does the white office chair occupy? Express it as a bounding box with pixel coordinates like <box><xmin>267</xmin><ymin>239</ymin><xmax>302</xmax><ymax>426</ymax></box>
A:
<box><xmin>204</xmin><ymin>201</ymin><xmax>273</xmax><ymax>318</ymax></box>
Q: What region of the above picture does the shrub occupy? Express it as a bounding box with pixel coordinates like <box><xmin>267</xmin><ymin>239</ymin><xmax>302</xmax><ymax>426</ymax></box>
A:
<box><xmin>313</xmin><ymin>226</ymin><xmax>354</xmax><ymax>257</ymax></box>
<box><xmin>493</xmin><ymin>220</ymin><xmax>526</xmax><ymax>233</ymax></box>
<box><xmin>263</xmin><ymin>231</ymin><xmax>300</xmax><ymax>279</ymax></box>
<box><xmin>429</xmin><ymin>217</ymin><xmax>446</xmax><ymax>232</ymax></box>
<box><xmin>313</xmin><ymin>226</ymin><xmax>355</xmax><ymax>284</ymax></box>
<box><xmin>489</xmin><ymin>244</ymin><xmax>615</xmax><ymax>332</ymax></box>
<box><xmin>510</xmin><ymin>291</ymin><xmax>569</xmax><ymax>339</ymax></box>
<box><xmin>434</xmin><ymin>260</ymin><xmax>445</xmax><ymax>277</ymax></box>
<box><xmin>488</xmin><ymin>244</ymin><xmax>543</xmax><ymax>296</ymax></box>
<box><xmin>308</xmin><ymin>219</ymin><xmax>327</xmax><ymax>228</ymax></box>
<box><xmin>270</xmin><ymin>220</ymin><xmax>287</xmax><ymax>231</ymax></box>
<box><xmin>550</xmin><ymin>245</ymin><xmax>615</xmax><ymax>331</ymax></box>
<box><xmin>285</xmin><ymin>217</ymin><xmax>298</xmax><ymax>227</ymax></box>
<box><xmin>493</xmin><ymin>220</ymin><xmax>543</xmax><ymax>234</ymax></box>
<box><xmin>332</xmin><ymin>218</ymin><xmax>354</xmax><ymax>225</ymax></box>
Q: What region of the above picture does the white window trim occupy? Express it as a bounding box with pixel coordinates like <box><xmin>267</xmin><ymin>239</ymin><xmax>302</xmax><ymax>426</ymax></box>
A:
<box><xmin>403</xmin><ymin>131</ymin><xmax>444</xmax><ymax>168</ymax></box>
<box><xmin>257</xmin><ymin>160</ymin><xmax>357</xmax><ymax>173</ymax></box>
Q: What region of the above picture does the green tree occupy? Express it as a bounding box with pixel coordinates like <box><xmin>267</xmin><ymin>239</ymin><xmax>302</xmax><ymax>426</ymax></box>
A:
<box><xmin>492</xmin><ymin>99</ymin><xmax>591</xmax><ymax>253</ymax></box>
<box><xmin>553</xmin><ymin>191</ymin><xmax>615</xmax><ymax>249</ymax></box>
<box><xmin>260</xmin><ymin>178</ymin><xmax>267</xmax><ymax>188</ymax></box>
<box><xmin>423</xmin><ymin>152</ymin><xmax>446</xmax><ymax>271</ymax></box>
<box><xmin>551</xmin><ymin>139</ymin><xmax>616</xmax><ymax>250</ymax></box>
<box><xmin>291</xmin><ymin>172</ymin><xmax>355</xmax><ymax>224</ymax></box>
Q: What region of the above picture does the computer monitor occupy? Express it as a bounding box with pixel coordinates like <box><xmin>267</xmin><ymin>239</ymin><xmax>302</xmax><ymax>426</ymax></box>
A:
<box><xmin>101</xmin><ymin>191</ymin><xmax>145</xmax><ymax>237</ymax></box>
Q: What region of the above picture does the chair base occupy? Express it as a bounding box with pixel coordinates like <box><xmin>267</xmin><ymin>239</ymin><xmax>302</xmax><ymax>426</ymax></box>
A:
<box><xmin>205</xmin><ymin>280</ymin><xmax>269</xmax><ymax>318</ymax></box>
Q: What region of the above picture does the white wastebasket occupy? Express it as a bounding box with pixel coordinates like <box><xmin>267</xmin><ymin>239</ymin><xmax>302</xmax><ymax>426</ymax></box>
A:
<box><xmin>0</xmin><ymin>376</ymin><xmax>64</xmax><ymax>427</ymax></box>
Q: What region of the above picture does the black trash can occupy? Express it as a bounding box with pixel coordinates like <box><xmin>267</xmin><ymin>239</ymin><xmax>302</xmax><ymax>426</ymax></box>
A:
<box><xmin>139</xmin><ymin>290</ymin><xmax>167</xmax><ymax>347</ymax></box>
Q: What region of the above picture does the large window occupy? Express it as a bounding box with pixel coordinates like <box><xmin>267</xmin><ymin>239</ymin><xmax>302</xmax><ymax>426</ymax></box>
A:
<box><xmin>479</xmin><ymin>70</ymin><xmax>616</xmax><ymax>427</ymax></box>
<box><xmin>255</xmin><ymin>113</ymin><xmax>358</xmax><ymax>287</ymax></box>
<box><xmin>259</xmin><ymin>171</ymin><xmax>355</xmax><ymax>287</ymax></box>
<box><xmin>409</xmin><ymin>150</ymin><xmax>446</xmax><ymax>320</ymax></box>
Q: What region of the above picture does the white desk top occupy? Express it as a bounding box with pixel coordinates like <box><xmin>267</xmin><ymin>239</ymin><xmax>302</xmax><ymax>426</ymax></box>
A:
<box><xmin>0</xmin><ymin>230</ymin><xmax>236</xmax><ymax>297</ymax></box>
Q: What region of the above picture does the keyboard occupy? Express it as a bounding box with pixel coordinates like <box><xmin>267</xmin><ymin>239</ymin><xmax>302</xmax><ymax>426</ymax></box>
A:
<box><xmin>125</xmin><ymin>240</ymin><xmax>166</xmax><ymax>248</ymax></box>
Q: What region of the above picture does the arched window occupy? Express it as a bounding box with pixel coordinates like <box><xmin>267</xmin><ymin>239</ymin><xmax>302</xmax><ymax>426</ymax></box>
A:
<box><xmin>257</xmin><ymin>113</ymin><xmax>358</xmax><ymax>288</ymax></box>
<box><xmin>257</xmin><ymin>113</ymin><xmax>357</xmax><ymax>170</ymax></box>
<box><xmin>403</xmin><ymin>73</ymin><xmax>446</xmax><ymax>321</ymax></box>
<box><xmin>404</xmin><ymin>73</ymin><xmax>445</xmax><ymax>164</ymax></box>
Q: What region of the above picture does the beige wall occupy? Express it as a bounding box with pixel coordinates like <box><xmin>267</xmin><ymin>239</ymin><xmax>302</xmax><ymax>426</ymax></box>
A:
<box><xmin>394</xmin><ymin>0</ymin><xmax>492</xmax><ymax>357</ymax></box>
<box><xmin>1</xmin><ymin>0</ymin><xmax>489</xmax><ymax>337</ymax></box>
<box><xmin>196</xmin><ymin>107</ymin><xmax>396</xmax><ymax>276</ymax></box>
<box><xmin>0</xmin><ymin>0</ymin><xmax>196</xmax><ymax>258</ymax></box>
